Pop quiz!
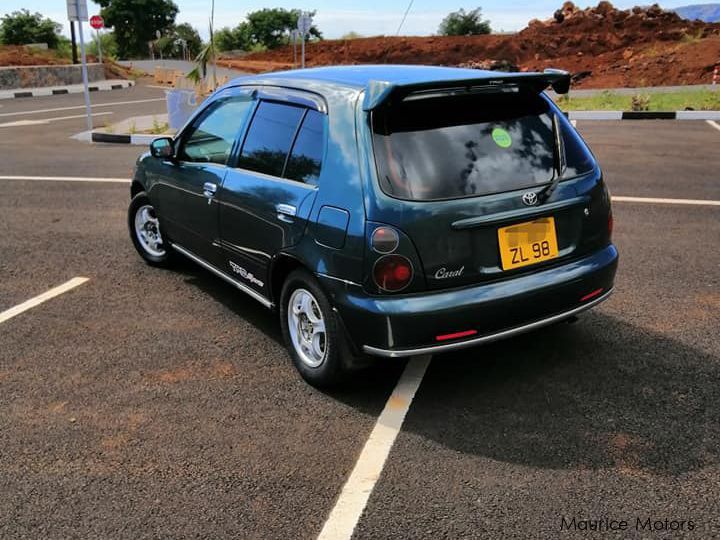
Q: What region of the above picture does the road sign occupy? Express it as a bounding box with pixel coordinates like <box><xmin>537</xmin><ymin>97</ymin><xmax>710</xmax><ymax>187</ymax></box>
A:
<box><xmin>297</xmin><ymin>13</ymin><xmax>312</xmax><ymax>36</ymax></box>
<box><xmin>66</xmin><ymin>0</ymin><xmax>88</xmax><ymax>22</ymax></box>
<box><xmin>90</xmin><ymin>15</ymin><xmax>104</xmax><ymax>30</ymax></box>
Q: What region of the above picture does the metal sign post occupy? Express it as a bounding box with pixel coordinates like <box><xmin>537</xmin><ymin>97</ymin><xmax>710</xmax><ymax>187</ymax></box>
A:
<box><xmin>67</xmin><ymin>0</ymin><xmax>92</xmax><ymax>132</ymax></box>
<box><xmin>297</xmin><ymin>13</ymin><xmax>312</xmax><ymax>69</ymax></box>
<box><xmin>90</xmin><ymin>15</ymin><xmax>104</xmax><ymax>63</ymax></box>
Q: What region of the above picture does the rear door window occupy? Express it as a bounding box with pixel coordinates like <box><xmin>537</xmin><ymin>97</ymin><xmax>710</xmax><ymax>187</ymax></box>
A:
<box><xmin>371</xmin><ymin>91</ymin><xmax>593</xmax><ymax>201</ymax></box>
<box><xmin>284</xmin><ymin>109</ymin><xmax>325</xmax><ymax>185</ymax></box>
<box><xmin>237</xmin><ymin>101</ymin><xmax>305</xmax><ymax>177</ymax></box>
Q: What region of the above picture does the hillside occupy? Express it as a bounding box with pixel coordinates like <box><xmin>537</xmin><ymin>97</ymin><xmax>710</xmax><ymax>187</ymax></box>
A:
<box><xmin>218</xmin><ymin>2</ymin><xmax>720</xmax><ymax>89</ymax></box>
<box><xmin>673</xmin><ymin>4</ymin><xmax>720</xmax><ymax>22</ymax></box>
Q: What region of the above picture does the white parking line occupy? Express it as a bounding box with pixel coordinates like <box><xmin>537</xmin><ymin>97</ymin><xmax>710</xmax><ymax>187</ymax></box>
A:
<box><xmin>0</xmin><ymin>175</ymin><xmax>130</xmax><ymax>183</ymax></box>
<box><xmin>612</xmin><ymin>196</ymin><xmax>720</xmax><ymax>206</ymax></box>
<box><xmin>0</xmin><ymin>112</ymin><xmax>112</xmax><ymax>128</ymax></box>
<box><xmin>0</xmin><ymin>98</ymin><xmax>164</xmax><ymax>118</ymax></box>
<box><xmin>317</xmin><ymin>355</ymin><xmax>431</xmax><ymax>540</ymax></box>
<box><xmin>707</xmin><ymin>120</ymin><xmax>720</xmax><ymax>133</ymax></box>
<box><xmin>0</xmin><ymin>277</ymin><xmax>89</xmax><ymax>324</ymax></box>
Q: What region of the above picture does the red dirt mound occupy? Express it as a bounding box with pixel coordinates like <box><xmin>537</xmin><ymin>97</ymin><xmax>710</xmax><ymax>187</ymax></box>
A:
<box><xmin>0</xmin><ymin>45</ymin><xmax>70</xmax><ymax>66</ymax></box>
<box><xmin>218</xmin><ymin>2</ymin><xmax>720</xmax><ymax>88</ymax></box>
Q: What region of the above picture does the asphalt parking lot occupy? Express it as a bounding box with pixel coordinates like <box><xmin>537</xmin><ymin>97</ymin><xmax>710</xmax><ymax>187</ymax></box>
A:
<box><xmin>1</xmin><ymin>83</ymin><xmax>719</xmax><ymax>539</ymax></box>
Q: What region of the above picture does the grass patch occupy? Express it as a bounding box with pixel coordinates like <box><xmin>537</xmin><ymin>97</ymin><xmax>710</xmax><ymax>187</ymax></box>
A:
<box><xmin>555</xmin><ymin>89</ymin><xmax>720</xmax><ymax>111</ymax></box>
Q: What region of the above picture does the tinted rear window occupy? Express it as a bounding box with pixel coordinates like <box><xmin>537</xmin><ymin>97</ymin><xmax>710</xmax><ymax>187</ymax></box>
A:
<box><xmin>372</xmin><ymin>91</ymin><xmax>593</xmax><ymax>201</ymax></box>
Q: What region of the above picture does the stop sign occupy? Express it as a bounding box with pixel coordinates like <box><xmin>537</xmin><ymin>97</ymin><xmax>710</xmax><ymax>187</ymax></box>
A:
<box><xmin>89</xmin><ymin>15</ymin><xmax>104</xmax><ymax>30</ymax></box>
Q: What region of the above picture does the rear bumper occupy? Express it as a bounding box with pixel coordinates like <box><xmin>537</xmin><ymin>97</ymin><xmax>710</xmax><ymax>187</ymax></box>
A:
<box><xmin>318</xmin><ymin>243</ymin><xmax>618</xmax><ymax>358</ymax></box>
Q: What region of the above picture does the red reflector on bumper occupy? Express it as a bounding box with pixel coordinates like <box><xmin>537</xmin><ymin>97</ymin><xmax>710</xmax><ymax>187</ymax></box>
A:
<box><xmin>435</xmin><ymin>329</ymin><xmax>478</xmax><ymax>342</ymax></box>
<box><xmin>580</xmin><ymin>288</ymin><xmax>604</xmax><ymax>302</ymax></box>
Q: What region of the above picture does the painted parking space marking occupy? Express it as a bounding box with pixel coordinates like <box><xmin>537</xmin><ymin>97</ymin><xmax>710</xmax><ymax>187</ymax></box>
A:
<box><xmin>317</xmin><ymin>355</ymin><xmax>431</xmax><ymax>540</ymax></box>
<box><xmin>0</xmin><ymin>175</ymin><xmax>130</xmax><ymax>183</ymax></box>
<box><xmin>0</xmin><ymin>277</ymin><xmax>89</xmax><ymax>324</ymax></box>
<box><xmin>0</xmin><ymin>112</ymin><xmax>113</xmax><ymax>128</ymax></box>
<box><xmin>0</xmin><ymin>98</ymin><xmax>164</xmax><ymax>118</ymax></box>
<box><xmin>612</xmin><ymin>196</ymin><xmax>720</xmax><ymax>207</ymax></box>
<box><xmin>707</xmin><ymin>120</ymin><xmax>720</xmax><ymax>133</ymax></box>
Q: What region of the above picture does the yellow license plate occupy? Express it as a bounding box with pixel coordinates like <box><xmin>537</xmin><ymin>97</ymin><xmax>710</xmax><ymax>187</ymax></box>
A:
<box><xmin>497</xmin><ymin>217</ymin><xmax>559</xmax><ymax>271</ymax></box>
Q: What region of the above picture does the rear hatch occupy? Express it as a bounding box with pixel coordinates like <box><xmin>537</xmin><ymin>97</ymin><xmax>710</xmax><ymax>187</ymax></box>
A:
<box><xmin>366</xmin><ymin>79</ymin><xmax>611</xmax><ymax>291</ymax></box>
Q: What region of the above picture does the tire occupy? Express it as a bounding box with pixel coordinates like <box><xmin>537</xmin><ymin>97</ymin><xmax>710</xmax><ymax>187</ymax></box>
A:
<box><xmin>128</xmin><ymin>192</ymin><xmax>173</xmax><ymax>266</ymax></box>
<box><xmin>280</xmin><ymin>269</ymin><xmax>351</xmax><ymax>387</ymax></box>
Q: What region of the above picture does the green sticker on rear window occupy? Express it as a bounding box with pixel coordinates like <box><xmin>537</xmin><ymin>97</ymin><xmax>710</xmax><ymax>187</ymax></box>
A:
<box><xmin>491</xmin><ymin>127</ymin><xmax>512</xmax><ymax>148</ymax></box>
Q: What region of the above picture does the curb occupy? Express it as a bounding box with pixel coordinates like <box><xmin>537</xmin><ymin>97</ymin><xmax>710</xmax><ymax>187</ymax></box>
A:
<box><xmin>566</xmin><ymin>110</ymin><xmax>720</xmax><ymax>120</ymax></box>
<box><xmin>0</xmin><ymin>80</ymin><xmax>134</xmax><ymax>100</ymax></box>
<box><xmin>91</xmin><ymin>132</ymin><xmax>161</xmax><ymax>145</ymax></box>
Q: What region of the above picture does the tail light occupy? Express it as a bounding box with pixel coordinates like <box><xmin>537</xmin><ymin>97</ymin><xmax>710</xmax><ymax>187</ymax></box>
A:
<box><xmin>371</xmin><ymin>226</ymin><xmax>400</xmax><ymax>254</ymax></box>
<box><xmin>373</xmin><ymin>255</ymin><xmax>413</xmax><ymax>292</ymax></box>
<box><xmin>608</xmin><ymin>210</ymin><xmax>614</xmax><ymax>238</ymax></box>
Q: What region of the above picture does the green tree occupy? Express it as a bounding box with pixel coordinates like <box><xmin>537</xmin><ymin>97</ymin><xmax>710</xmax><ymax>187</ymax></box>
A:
<box><xmin>173</xmin><ymin>23</ymin><xmax>202</xmax><ymax>57</ymax></box>
<box><xmin>97</xmin><ymin>0</ymin><xmax>179</xmax><ymax>58</ymax></box>
<box><xmin>156</xmin><ymin>23</ymin><xmax>203</xmax><ymax>58</ymax></box>
<box><xmin>214</xmin><ymin>24</ymin><xmax>254</xmax><ymax>52</ymax></box>
<box><xmin>438</xmin><ymin>7</ymin><xmax>491</xmax><ymax>36</ymax></box>
<box><xmin>0</xmin><ymin>9</ymin><xmax>62</xmax><ymax>48</ymax></box>
<box><xmin>245</xmin><ymin>9</ymin><xmax>322</xmax><ymax>49</ymax></box>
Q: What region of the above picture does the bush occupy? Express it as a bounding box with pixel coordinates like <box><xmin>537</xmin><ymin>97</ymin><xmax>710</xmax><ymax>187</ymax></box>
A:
<box><xmin>631</xmin><ymin>94</ymin><xmax>651</xmax><ymax>111</ymax></box>
<box><xmin>438</xmin><ymin>8</ymin><xmax>491</xmax><ymax>36</ymax></box>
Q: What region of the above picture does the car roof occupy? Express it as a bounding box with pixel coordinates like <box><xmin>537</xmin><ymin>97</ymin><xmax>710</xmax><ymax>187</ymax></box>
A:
<box><xmin>228</xmin><ymin>64</ymin><xmax>499</xmax><ymax>92</ymax></box>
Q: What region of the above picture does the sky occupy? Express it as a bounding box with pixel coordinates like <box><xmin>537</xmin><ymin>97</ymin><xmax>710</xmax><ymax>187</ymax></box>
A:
<box><xmin>0</xmin><ymin>0</ymin><xmax>702</xmax><ymax>40</ymax></box>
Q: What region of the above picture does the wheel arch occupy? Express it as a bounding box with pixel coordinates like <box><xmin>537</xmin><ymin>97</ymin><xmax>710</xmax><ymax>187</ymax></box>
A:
<box><xmin>130</xmin><ymin>180</ymin><xmax>144</xmax><ymax>198</ymax></box>
<box><xmin>269</xmin><ymin>253</ymin><xmax>307</xmax><ymax>307</ymax></box>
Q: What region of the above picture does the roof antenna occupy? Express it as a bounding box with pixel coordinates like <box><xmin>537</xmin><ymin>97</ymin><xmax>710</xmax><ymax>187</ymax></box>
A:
<box><xmin>383</xmin><ymin>0</ymin><xmax>415</xmax><ymax>64</ymax></box>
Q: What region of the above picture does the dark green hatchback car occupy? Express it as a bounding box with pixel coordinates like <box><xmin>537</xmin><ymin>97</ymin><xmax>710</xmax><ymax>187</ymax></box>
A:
<box><xmin>128</xmin><ymin>65</ymin><xmax>618</xmax><ymax>386</ymax></box>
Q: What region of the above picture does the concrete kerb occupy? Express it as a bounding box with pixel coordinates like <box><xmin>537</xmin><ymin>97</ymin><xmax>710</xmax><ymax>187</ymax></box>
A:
<box><xmin>567</xmin><ymin>110</ymin><xmax>720</xmax><ymax>120</ymax></box>
<box><xmin>0</xmin><ymin>79</ymin><xmax>134</xmax><ymax>100</ymax></box>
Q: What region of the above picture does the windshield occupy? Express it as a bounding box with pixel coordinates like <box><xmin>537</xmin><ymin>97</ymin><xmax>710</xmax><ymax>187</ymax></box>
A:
<box><xmin>371</xmin><ymin>90</ymin><xmax>592</xmax><ymax>201</ymax></box>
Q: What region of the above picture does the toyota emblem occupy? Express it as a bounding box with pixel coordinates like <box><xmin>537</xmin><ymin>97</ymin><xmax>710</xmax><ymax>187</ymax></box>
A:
<box><xmin>522</xmin><ymin>191</ymin><xmax>538</xmax><ymax>206</ymax></box>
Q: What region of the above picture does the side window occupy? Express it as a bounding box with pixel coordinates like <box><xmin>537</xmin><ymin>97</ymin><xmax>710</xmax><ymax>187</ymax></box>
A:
<box><xmin>284</xmin><ymin>109</ymin><xmax>325</xmax><ymax>185</ymax></box>
<box><xmin>178</xmin><ymin>97</ymin><xmax>253</xmax><ymax>165</ymax></box>
<box><xmin>237</xmin><ymin>101</ymin><xmax>304</xmax><ymax>177</ymax></box>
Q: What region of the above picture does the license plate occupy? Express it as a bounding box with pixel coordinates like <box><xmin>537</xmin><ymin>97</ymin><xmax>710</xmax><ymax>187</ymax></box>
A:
<box><xmin>497</xmin><ymin>217</ymin><xmax>559</xmax><ymax>271</ymax></box>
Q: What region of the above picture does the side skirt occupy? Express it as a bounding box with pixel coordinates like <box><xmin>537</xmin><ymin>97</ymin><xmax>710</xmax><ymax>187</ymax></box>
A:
<box><xmin>170</xmin><ymin>243</ymin><xmax>274</xmax><ymax>309</ymax></box>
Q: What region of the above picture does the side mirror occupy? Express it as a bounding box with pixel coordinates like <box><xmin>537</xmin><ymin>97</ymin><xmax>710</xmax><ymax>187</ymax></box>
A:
<box><xmin>150</xmin><ymin>137</ymin><xmax>174</xmax><ymax>159</ymax></box>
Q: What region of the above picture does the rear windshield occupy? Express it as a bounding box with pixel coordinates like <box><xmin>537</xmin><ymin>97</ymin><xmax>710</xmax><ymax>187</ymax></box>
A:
<box><xmin>371</xmin><ymin>90</ymin><xmax>593</xmax><ymax>201</ymax></box>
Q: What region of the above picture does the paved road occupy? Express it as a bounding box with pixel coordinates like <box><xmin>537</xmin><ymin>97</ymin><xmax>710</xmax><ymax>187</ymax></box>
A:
<box><xmin>1</xmin><ymin>87</ymin><xmax>719</xmax><ymax>538</ymax></box>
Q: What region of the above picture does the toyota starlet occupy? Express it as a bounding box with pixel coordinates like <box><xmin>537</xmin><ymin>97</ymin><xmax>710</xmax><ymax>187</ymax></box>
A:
<box><xmin>128</xmin><ymin>65</ymin><xmax>618</xmax><ymax>386</ymax></box>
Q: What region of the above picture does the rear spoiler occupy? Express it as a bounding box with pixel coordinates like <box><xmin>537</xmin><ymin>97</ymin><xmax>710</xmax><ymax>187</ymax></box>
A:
<box><xmin>362</xmin><ymin>69</ymin><xmax>571</xmax><ymax>111</ymax></box>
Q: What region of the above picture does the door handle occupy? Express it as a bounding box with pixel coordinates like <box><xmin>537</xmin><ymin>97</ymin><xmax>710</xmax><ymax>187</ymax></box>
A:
<box><xmin>276</xmin><ymin>203</ymin><xmax>297</xmax><ymax>223</ymax></box>
<box><xmin>203</xmin><ymin>182</ymin><xmax>217</xmax><ymax>201</ymax></box>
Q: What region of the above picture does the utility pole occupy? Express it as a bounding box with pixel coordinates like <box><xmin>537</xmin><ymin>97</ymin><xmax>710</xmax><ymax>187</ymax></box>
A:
<box><xmin>70</xmin><ymin>21</ymin><xmax>78</xmax><ymax>64</ymax></box>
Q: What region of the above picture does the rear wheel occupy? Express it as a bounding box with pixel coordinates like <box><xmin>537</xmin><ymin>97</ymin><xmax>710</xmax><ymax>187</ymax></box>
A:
<box><xmin>128</xmin><ymin>192</ymin><xmax>173</xmax><ymax>266</ymax></box>
<box><xmin>280</xmin><ymin>269</ymin><xmax>350</xmax><ymax>387</ymax></box>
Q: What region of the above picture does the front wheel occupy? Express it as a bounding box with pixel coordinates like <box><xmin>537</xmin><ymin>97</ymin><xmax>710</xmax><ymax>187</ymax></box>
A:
<box><xmin>128</xmin><ymin>192</ymin><xmax>173</xmax><ymax>266</ymax></box>
<box><xmin>280</xmin><ymin>269</ymin><xmax>349</xmax><ymax>387</ymax></box>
